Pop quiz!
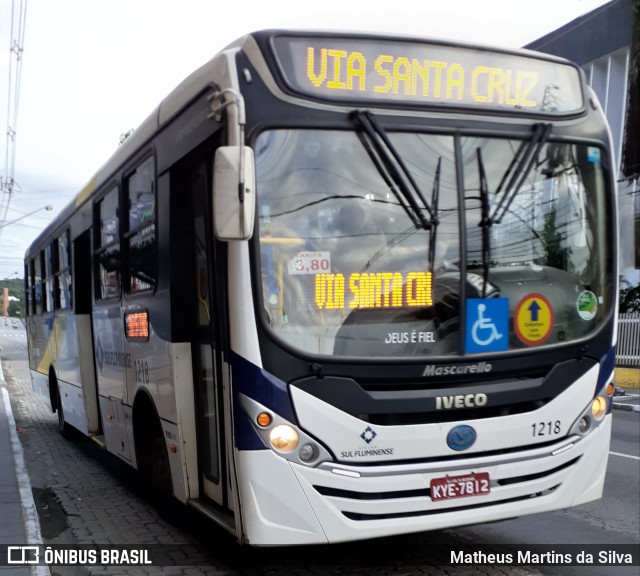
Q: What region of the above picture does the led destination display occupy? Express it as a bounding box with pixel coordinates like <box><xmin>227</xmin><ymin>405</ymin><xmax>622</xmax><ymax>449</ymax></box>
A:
<box><xmin>272</xmin><ymin>36</ymin><xmax>584</xmax><ymax>114</ymax></box>
<box><xmin>314</xmin><ymin>271</ymin><xmax>433</xmax><ymax>310</ymax></box>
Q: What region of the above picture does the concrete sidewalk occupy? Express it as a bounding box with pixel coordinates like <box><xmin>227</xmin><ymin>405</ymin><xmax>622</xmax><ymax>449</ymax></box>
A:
<box><xmin>0</xmin><ymin>359</ymin><xmax>48</xmax><ymax>576</ymax></box>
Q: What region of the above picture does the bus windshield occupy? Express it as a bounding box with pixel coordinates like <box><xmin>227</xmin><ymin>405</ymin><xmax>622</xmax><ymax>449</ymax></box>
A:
<box><xmin>255</xmin><ymin>127</ymin><xmax>611</xmax><ymax>358</ymax></box>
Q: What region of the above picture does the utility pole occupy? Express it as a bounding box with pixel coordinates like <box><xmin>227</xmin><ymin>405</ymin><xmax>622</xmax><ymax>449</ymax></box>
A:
<box><xmin>622</xmin><ymin>1</ymin><xmax>640</xmax><ymax>180</ymax></box>
<box><xmin>621</xmin><ymin>0</ymin><xmax>640</xmax><ymax>271</ymax></box>
<box><xmin>1</xmin><ymin>0</ymin><xmax>29</xmax><ymax>233</ymax></box>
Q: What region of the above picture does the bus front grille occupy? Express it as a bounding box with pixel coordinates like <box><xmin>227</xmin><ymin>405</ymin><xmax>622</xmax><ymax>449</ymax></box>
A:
<box><xmin>312</xmin><ymin>456</ymin><xmax>580</xmax><ymax>521</ymax></box>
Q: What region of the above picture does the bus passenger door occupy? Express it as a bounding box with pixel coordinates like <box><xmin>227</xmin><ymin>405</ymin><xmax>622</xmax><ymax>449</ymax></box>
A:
<box><xmin>189</xmin><ymin>161</ymin><xmax>225</xmax><ymax>507</ymax></box>
<box><xmin>73</xmin><ymin>229</ymin><xmax>101</xmax><ymax>435</ymax></box>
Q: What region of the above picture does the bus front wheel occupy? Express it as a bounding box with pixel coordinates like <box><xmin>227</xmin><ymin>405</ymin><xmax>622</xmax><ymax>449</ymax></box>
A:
<box><xmin>146</xmin><ymin>431</ymin><xmax>173</xmax><ymax>500</ymax></box>
<box><xmin>134</xmin><ymin>401</ymin><xmax>173</xmax><ymax>505</ymax></box>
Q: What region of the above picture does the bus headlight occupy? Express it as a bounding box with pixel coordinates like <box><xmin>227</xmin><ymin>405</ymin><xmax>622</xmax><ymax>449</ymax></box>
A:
<box><xmin>570</xmin><ymin>391</ymin><xmax>611</xmax><ymax>437</ymax></box>
<box><xmin>577</xmin><ymin>416</ymin><xmax>591</xmax><ymax>434</ymax></box>
<box><xmin>591</xmin><ymin>395</ymin><xmax>607</xmax><ymax>421</ymax></box>
<box><xmin>240</xmin><ymin>394</ymin><xmax>332</xmax><ymax>466</ymax></box>
<box><xmin>269</xmin><ymin>425</ymin><xmax>299</xmax><ymax>452</ymax></box>
<box><xmin>299</xmin><ymin>443</ymin><xmax>317</xmax><ymax>462</ymax></box>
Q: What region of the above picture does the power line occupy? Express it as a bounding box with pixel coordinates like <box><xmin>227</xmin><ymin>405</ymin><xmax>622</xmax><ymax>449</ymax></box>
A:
<box><xmin>1</xmin><ymin>0</ymin><xmax>29</xmax><ymax>234</ymax></box>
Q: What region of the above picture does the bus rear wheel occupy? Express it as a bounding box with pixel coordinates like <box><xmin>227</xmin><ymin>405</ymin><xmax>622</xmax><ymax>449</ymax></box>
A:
<box><xmin>54</xmin><ymin>380</ymin><xmax>74</xmax><ymax>439</ymax></box>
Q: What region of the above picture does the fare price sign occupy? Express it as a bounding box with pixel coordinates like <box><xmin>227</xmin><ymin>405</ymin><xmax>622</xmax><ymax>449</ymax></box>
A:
<box><xmin>271</xmin><ymin>35</ymin><xmax>584</xmax><ymax>115</ymax></box>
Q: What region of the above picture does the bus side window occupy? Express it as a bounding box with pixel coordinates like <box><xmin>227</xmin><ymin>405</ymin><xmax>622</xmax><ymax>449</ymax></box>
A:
<box><xmin>26</xmin><ymin>260</ymin><xmax>33</xmax><ymax>316</ymax></box>
<box><xmin>35</xmin><ymin>251</ymin><xmax>43</xmax><ymax>314</ymax></box>
<box><xmin>95</xmin><ymin>186</ymin><xmax>122</xmax><ymax>300</ymax></box>
<box><xmin>44</xmin><ymin>244</ymin><xmax>55</xmax><ymax>312</ymax></box>
<box><xmin>56</xmin><ymin>230</ymin><xmax>72</xmax><ymax>309</ymax></box>
<box><xmin>125</xmin><ymin>157</ymin><xmax>156</xmax><ymax>294</ymax></box>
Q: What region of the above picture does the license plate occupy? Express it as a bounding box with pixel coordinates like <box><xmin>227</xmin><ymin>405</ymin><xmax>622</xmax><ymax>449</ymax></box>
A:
<box><xmin>430</xmin><ymin>472</ymin><xmax>491</xmax><ymax>501</ymax></box>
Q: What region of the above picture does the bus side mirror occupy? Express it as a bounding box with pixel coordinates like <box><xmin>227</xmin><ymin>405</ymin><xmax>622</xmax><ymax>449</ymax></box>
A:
<box><xmin>213</xmin><ymin>146</ymin><xmax>256</xmax><ymax>240</ymax></box>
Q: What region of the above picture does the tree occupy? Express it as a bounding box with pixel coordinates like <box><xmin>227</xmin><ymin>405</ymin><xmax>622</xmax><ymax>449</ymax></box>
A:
<box><xmin>536</xmin><ymin>208</ymin><xmax>570</xmax><ymax>269</ymax></box>
<box><xmin>3</xmin><ymin>278</ymin><xmax>25</xmax><ymax>317</ymax></box>
<box><xmin>619</xmin><ymin>278</ymin><xmax>640</xmax><ymax>313</ymax></box>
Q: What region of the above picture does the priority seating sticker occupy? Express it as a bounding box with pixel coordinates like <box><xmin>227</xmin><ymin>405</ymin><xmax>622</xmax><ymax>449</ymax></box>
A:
<box><xmin>514</xmin><ymin>293</ymin><xmax>554</xmax><ymax>346</ymax></box>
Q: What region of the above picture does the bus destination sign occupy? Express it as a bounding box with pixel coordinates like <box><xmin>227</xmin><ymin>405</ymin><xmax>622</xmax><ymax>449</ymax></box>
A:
<box><xmin>272</xmin><ymin>36</ymin><xmax>584</xmax><ymax>114</ymax></box>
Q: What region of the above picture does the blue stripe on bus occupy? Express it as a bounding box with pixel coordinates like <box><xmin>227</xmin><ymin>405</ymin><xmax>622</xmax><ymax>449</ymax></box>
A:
<box><xmin>230</xmin><ymin>351</ymin><xmax>296</xmax><ymax>450</ymax></box>
<box><xmin>597</xmin><ymin>347</ymin><xmax>616</xmax><ymax>414</ymax></box>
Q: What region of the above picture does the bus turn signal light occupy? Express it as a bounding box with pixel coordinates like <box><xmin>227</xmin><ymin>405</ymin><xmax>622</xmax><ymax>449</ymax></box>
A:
<box><xmin>257</xmin><ymin>412</ymin><xmax>272</xmax><ymax>428</ymax></box>
<box><xmin>125</xmin><ymin>311</ymin><xmax>150</xmax><ymax>341</ymax></box>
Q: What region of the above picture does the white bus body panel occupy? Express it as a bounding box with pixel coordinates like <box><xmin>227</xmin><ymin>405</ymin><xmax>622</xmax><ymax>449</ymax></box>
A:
<box><xmin>237</xmin><ymin>418</ymin><xmax>610</xmax><ymax>546</ymax></box>
<box><xmin>98</xmin><ymin>395</ymin><xmax>132</xmax><ymax>462</ymax></box>
<box><xmin>288</xmin><ymin>418</ymin><xmax>610</xmax><ymax>544</ymax></box>
<box><xmin>30</xmin><ymin>370</ymin><xmax>49</xmax><ymax>402</ymax></box>
<box><xmin>76</xmin><ymin>314</ymin><xmax>100</xmax><ymax>433</ymax></box>
<box><xmin>161</xmin><ymin>419</ymin><xmax>189</xmax><ymax>503</ymax></box>
<box><xmin>171</xmin><ymin>342</ymin><xmax>199</xmax><ymax>502</ymax></box>
<box><xmin>236</xmin><ymin>363</ymin><xmax>611</xmax><ymax>545</ymax></box>
<box><xmin>290</xmin><ymin>364</ymin><xmax>600</xmax><ymax>462</ymax></box>
<box><xmin>121</xmin><ymin>314</ymin><xmax>177</xmax><ymax>424</ymax></box>
<box><xmin>228</xmin><ymin>228</ymin><xmax>261</xmax><ymax>368</ymax></box>
<box><xmin>29</xmin><ymin>312</ymin><xmax>99</xmax><ymax>435</ymax></box>
<box><xmin>58</xmin><ymin>381</ymin><xmax>89</xmax><ymax>434</ymax></box>
<box><xmin>92</xmin><ymin>308</ymin><xmax>127</xmax><ymax>402</ymax></box>
<box><xmin>236</xmin><ymin>450</ymin><xmax>326</xmax><ymax>545</ymax></box>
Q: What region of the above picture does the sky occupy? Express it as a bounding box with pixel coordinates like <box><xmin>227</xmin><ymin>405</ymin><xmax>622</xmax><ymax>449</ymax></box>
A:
<box><xmin>0</xmin><ymin>0</ymin><xmax>613</xmax><ymax>279</ymax></box>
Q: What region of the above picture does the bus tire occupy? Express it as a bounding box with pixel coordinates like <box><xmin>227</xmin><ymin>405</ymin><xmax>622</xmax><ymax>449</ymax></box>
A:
<box><xmin>134</xmin><ymin>398</ymin><xmax>173</xmax><ymax>504</ymax></box>
<box><xmin>148</xmin><ymin>431</ymin><xmax>172</xmax><ymax>499</ymax></box>
<box><xmin>53</xmin><ymin>377</ymin><xmax>74</xmax><ymax>439</ymax></box>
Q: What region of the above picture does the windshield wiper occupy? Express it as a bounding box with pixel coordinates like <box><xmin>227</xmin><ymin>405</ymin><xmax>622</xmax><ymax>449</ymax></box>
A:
<box><xmin>361</xmin><ymin>159</ymin><xmax>442</xmax><ymax>275</ymax></box>
<box><xmin>427</xmin><ymin>156</ymin><xmax>442</xmax><ymax>276</ymax></box>
<box><xmin>490</xmin><ymin>122</ymin><xmax>551</xmax><ymax>224</ymax></box>
<box><xmin>475</xmin><ymin>123</ymin><xmax>551</xmax><ymax>296</ymax></box>
<box><xmin>476</xmin><ymin>147</ymin><xmax>492</xmax><ymax>297</ymax></box>
<box><xmin>351</xmin><ymin>110</ymin><xmax>437</xmax><ymax>230</ymax></box>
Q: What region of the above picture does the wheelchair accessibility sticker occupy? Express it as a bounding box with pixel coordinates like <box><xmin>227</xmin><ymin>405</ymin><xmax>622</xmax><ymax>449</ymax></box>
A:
<box><xmin>465</xmin><ymin>298</ymin><xmax>509</xmax><ymax>353</ymax></box>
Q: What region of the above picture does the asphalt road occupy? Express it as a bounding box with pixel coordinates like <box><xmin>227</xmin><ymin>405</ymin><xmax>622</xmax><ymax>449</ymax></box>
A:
<box><xmin>1</xmin><ymin>321</ymin><xmax>638</xmax><ymax>576</ymax></box>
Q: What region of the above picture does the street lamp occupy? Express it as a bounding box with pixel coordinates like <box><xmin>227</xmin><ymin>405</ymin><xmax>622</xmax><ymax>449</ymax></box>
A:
<box><xmin>0</xmin><ymin>204</ymin><xmax>53</xmax><ymax>228</ymax></box>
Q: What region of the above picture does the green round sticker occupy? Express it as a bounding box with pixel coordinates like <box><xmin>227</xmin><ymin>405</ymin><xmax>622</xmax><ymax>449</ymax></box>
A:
<box><xmin>577</xmin><ymin>290</ymin><xmax>598</xmax><ymax>320</ymax></box>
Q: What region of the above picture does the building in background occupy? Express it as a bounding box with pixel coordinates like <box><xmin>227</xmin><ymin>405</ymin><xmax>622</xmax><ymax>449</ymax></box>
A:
<box><xmin>527</xmin><ymin>0</ymin><xmax>640</xmax><ymax>288</ymax></box>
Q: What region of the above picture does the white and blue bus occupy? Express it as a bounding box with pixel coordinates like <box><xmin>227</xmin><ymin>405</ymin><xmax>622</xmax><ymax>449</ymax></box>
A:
<box><xmin>25</xmin><ymin>30</ymin><xmax>618</xmax><ymax>545</ymax></box>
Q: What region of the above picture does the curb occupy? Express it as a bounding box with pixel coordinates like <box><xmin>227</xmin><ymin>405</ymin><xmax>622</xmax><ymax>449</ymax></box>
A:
<box><xmin>612</xmin><ymin>387</ymin><xmax>640</xmax><ymax>412</ymax></box>
<box><xmin>612</xmin><ymin>399</ymin><xmax>640</xmax><ymax>412</ymax></box>
<box><xmin>613</xmin><ymin>402</ymin><xmax>640</xmax><ymax>412</ymax></box>
<box><xmin>0</xmin><ymin>357</ymin><xmax>51</xmax><ymax>576</ymax></box>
